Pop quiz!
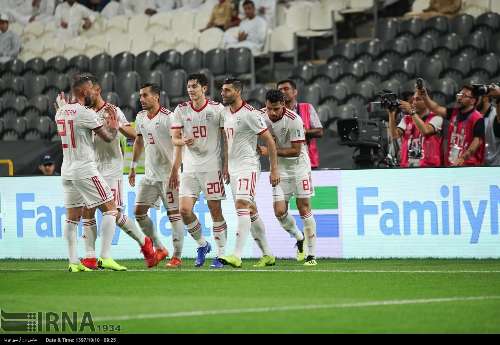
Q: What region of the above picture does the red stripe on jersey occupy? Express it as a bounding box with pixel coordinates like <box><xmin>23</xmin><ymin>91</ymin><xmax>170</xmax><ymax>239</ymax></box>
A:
<box><xmin>171</xmin><ymin>126</ymin><xmax>184</xmax><ymax>129</ymax></box>
<box><xmin>231</xmin><ymin>101</ymin><xmax>247</xmax><ymax>114</ymax></box>
<box><xmin>243</xmin><ymin>104</ymin><xmax>255</xmax><ymax>111</ymax></box>
<box><xmin>250</xmin><ymin>172</ymin><xmax>256</xmax><ymax>197</ymax></box>
<box><xmin>291</xmin><ymin>140</ymin><xmax>306</xmax><ymax>143</ymax></box>
<box><xmin>257</xmin><ymin>128</ymin><xmax>268</xmax><ymax>135</ymax></box>
<box><xmin>190</xmin><ymin>99</ymin><xmax>208</xmax><ymax>112</ymax></box>
<box><xmin>95</xmin><ymin>102</ymin><xmax>108</xmax><ymax>113</ymax></box>
<box><xmin>284</xmin><ymin>110</ymin><xmax>296</xmax><ymax>119</ymax></box>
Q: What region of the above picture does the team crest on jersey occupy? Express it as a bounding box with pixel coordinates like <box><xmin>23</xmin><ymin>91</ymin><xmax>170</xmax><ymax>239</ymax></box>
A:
<box><xmin>281</xmin><ymin>128</ymin><xmax>288</xmax><ymax>137</ymax></box>
<box><xmin>206</xmin><ymin>112</ymin><xmax>213</xmax><ymax>121</ymax></box>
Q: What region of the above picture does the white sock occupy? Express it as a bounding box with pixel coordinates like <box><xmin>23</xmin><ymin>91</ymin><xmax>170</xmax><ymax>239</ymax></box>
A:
<box><xmin>64</xmin><ymin>219</ymin><xmax>79</xmax><ymax>264</ymax></box>
<box><xmin>117</xmin><ymin>213</ymin><xmax>145</xmax><ymax>246</ymax></box>
<box><xmin>277</xmin><ymin>212</ymin><xmax>304</xmax><ymax>241</ymax></box>
<box><xmin>234</xmin><ymin>208</ymin><xmax>251</xmax><ymax>258</ymax></box>
<box><xmin>302</xmin><ymin>212</ymin><xmax>317</xmax><ymax>257</ymax></box>
<box><xmin>136</xmin><ymin>214</ymin><xmax>165</xmax><ymax>250</ymax></box>
<box><xmin>212</xmin><ymin>220</ymin><xmax>227</xmax><ymax>257</ymax></box>
<box><xmin>187</xmin><ymin>218</ymin><xmax>207</xmax><ymax>247</ymax></box>
<box><xmin>100</xmin><ymin>212</ymin><xmax>117</xmax><ymax>259</ymax></box>
<box><xmin>169</xmin><ymin>214</ymin><xmax>185</xmax><ymax>258</ymax></box>
<box><xmin>250</xmin><ymin>214</ymin><xmax>272</xmax><ymax>256</ymax></box>
<box><xmin>82</xmin><ymin>218</ymin><xmax>97</xmax><ymax>259</ymax></box>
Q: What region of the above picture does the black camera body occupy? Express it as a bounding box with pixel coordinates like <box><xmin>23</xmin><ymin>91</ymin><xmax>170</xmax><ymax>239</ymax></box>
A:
<box><xmin>472</xmin><ymin>82</ymin><xmax>500</xmax><ymax>97</ymax></box>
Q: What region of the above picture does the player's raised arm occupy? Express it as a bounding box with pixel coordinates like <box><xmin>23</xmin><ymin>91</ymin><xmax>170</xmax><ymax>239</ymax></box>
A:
<box><xmin>93</xmin><ymin>105</ymin><xmax>118</xmax><ymax>142</ymax></box>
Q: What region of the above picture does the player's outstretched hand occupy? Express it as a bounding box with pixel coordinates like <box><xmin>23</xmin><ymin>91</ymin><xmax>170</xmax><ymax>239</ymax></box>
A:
<box><xmin>54</xmin><ymin>92</ymin><xmax>68</xmax><ymax>111</ymax></box>
<box><xmin>129</xmin><ymin>168</ymin><xmax>136</xmax><ymax>187</ymax></box>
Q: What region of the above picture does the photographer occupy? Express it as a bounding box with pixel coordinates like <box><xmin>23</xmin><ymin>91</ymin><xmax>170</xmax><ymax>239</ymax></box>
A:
<box><xmin>481</xmin><ymin>85</ymin><xmax>500</xmax><ymax>166</ymax></box>
<box><xmin>418</xmin><ymin>84</ymin><xmax>485</xmax><ymax>167</ymax></box>
<box><xmin>388</xmin><ymin>91</ymin><xmax>443</xmax><ymax>167</ymax></box>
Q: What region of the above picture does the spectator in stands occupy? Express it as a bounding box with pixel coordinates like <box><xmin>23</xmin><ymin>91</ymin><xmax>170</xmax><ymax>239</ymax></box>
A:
<box><xmin>419</xmin><ymin>84</ymin><xmax>485</xmax><ymax>167</ymax></box>
<box><xmin>277</xmin><ymin>79</ymin><xmax>323</xmax><ymax>169</ymax></box>
<box><xmin>4</xmin><ymin>0</ymin><xmax>55</xmax><ymax>25</ymax></box>
<box><xmin>223</xmin><ymin>0</ymin><xmax>267</xmax><ymax>55</ymax></box>
<box><xmin>240</xmin><ymin>0</ymin><xmax>276</xmax><ymax>27</ymax></box>
<box><xmin>54</xmin><ymin>0</ymin><xmax>95</xmax><ymax>39</ymax></box>
<box><xmin>405</xmin><ymin>0</ymin><xmax>462</xmax><ymax>19</ymax></box>
<box><xmin>37</xmin><ymin>154</ymin><xmax>59</xmax><ymax>176</ymax></box>
<box><xmin>200</xmin><ymin>0</ymin><xmax>233</xmax><ymax>32</ymax></box>
<box><xmin>0</xmin><ymin>13</ymin><xmax>21</xmax><ymax>63</ymax></box>
<box><xmin>478</xmin><ymin>89</ymin><xmax>500</xmax><ymax>166</ymax></box>
<box><xmin>388</xmin><ymin>90</ymin><xmax>443</xmax><ymax>168</ymax></box>
<box><xmin>79</xmin><ymin>0</ymin><xmax>111</xmax><ymax>12</ymax></box>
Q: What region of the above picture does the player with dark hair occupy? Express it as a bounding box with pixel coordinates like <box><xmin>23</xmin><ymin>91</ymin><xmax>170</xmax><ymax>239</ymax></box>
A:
<box><xmin>218</xmin><ymin>78</ymin><xmax>280</xmax><ymax>268</ymax></box>
<box><xmin>128</xmin><ymin>83</ymin><xmax>183</xmax><ymax>267</ymax></box>
<box><xmin>259</xmin><ymin>89</ymin><xmax>317</xmax><ymax>266</ymax></box>
<box><xmin>169</xmin><ymin>73</ymin><xmax>229</xmax><ymax>268</ymax></box>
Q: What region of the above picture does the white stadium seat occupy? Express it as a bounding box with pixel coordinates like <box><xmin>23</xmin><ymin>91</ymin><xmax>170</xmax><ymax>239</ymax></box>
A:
<box><xmin>130</xmin><ymin>35</ymin><xmax>154</xmax><ymax>55</ymax></box>
<box><xmin>106</xmin><ymin>15</ymin><xmax>129</xmax><ymax>33</ymax></box>
<box><xmin>148</xmin><ymin>12</ymin><xmax>172</xmax><ymax>31</ymax></box>
<box><xmin>198</xmin><ymin>27</ymin><xmax>224</xmax><ymax>52</ymax></box>
<box><xmin>129</xmin><ymin>14</ymin><xmax>150</xmax><ymax>33</ymax></box>
<box><xmin>107</xmin><ymin>33</ymin><xmax>132</xmax><ymax>56</ymax></box>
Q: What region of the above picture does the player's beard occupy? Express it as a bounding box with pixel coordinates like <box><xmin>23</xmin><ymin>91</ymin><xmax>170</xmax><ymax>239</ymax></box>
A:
<box><xmin>222</xmin><ymin>95</ymin><xmax>235</xmax><ymax>106</ymax></box>
<box><xmin>84</xmin><ymin>95</ymin><xmax>93</xmax><ymax>107</ymax></box>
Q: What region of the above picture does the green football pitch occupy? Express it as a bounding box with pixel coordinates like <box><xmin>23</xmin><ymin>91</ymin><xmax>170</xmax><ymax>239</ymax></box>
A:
<box><xmin>1</xmin><ymin>259</ymin><xmax>500</xmax><ymax>334</ymax></box>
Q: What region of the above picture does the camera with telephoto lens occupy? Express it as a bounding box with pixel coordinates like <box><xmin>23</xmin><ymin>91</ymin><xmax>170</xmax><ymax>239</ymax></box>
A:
<box><xmin>472</xmin><ymin>82</ymin><xmax>500</xmax><ymax>96</ymax></box>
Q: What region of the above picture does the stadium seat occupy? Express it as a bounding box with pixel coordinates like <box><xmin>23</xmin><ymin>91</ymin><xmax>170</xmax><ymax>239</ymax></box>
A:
<box><xmin>357</xmin><ymin>38</ymin><xmax>383</xmax><ymax>59</ymax></box>
<box><xmin>368</xmin><ymin>58</ymin><xmax>391</xmax><ymax>80</ymax></box>
<box><xmin>375</xmin><ymin>18</ymin><xmax>400</xmax><ymax>41</ymax></box>
<box><xmin>283</xmin><ymin>1</ymin><xmax>311</xmax><ymax>32</ymax></box>
<box><xmin>248</xmin><ymin>86</ymin><xmax>269</xmax><ymax>105</ymax></box>
<box><xmin>347</xmin><ymin>60</ymin><xmax>368</xmax><ymax>80</ymax></box>
<box><xmin>47</xmin><ymin>56</ymin><xmax>68</xmax><ymax>73</ymax></box>
<box><xmin>317</xmin><ymin>103</ymin><xmax>335</xmax><ymax>125</ymax></box>
<box><xmin>42</xmin><ymin>38</ymin><xmax>66</xmax><ymax>60</ymax></box>
<box><xmin>170</xmin><ymin>10</ymin><xmax>195</xmax><ymax>35</ymax></box>
<box><xmin>1</xmin><ymin>90</ymin><xmax>17</xmax><ymax>109</ymax></box>
<box><xmin>291</xmin><ymin>63</ymin><xmax>316</xmax><ymax>83</ymax></box>
<box><xmin>90</xmin><ymin>53</ymin><xmax>113</xmax><ymax>78</ymax></box>
<box><xmin>399</xmin><ymin>17</ymin><xmax>425</xmax><ymax>37</ymax></box>
<box><xmin>199</xmin><ymin>28</ymin><xmax>224</xmax><ymax>53</ymax></box>
<box><xmin>85</xmin><ymin>36</ymin><xmax>108</xmax><ymax>58</ymax></box>
<box><xmin>129</xmin><ymin>14</ymin><xmax>150</xmax><ymax>33</ymax></box>
<box><xmin>337</xmin><ymin>103</ymin><xmax>358</xmax><ymax>120</ymax></box>
<box><xmin>13</xmin><ymin>96</ymin><xmax>28</xmax><ymax>114</ymax></box>
<box><xmin>120</xmin><ymin>105</ymin><xmax>135</xmax><ymax>122</ymax></box>
<box><xmin>450</xmin><ymin>14</ymin><xmax>474</xmax><ymax>37</ymax></box>
<box><xmin>108</xmin><ymin>34</ymin><xmax>132</xmax><ymax>57</ymax></box>
<box><xmin>332</xmin><ymin>41</ymin><xmax>358</xmax><ymax>61</ymax></box>
<box><xmin>144</xmin><ymin>70</ymin><xmax>165</xmax><ymax>90</ymax></box>
<box><xmin>37</xmin><ymin>116</ymin><xmax>56</xmax><ymax>139</ymax></box>
<box><xmin>346</xmin><ymin>95</ymin><xmax>368</xmax><ymax>118</ymax></box>
<box><xmin>354</xmin><ymin>80</ymin><xmax>377</xmax><ymax>101</ymax></box>
<box><xmin>116</xmin><ymin>71</ymin><xmax>141</xmax><ymax>104</ymax></box>
<box><xmin>11</xmin><ymin>76</ymin><xmax>24</xmax><ymax>95</ymax></box>
<box><xmin>15</xmin><ymin>117</ymin><xmax>27</xmax><ymax>136</ymax></box>
<box><xmin>324</xmin><ymin>83</ymin><xmax>349</xmax><ymax>103</ymax></box>
<box><xmin>432</xmin><ymin>78</ymin><xmax>459</xmax><ymax>103</ymax></box>
<box><xmin>181</xmin><ymin>49</ymin><xmax>204</xmax><ymax>74</ymax></box>
<box><xmin>69</xmin><ymin>55</ymin><xmax>91</xmax><ymax>73</ymax></box>
<box><xmin>226</xmin><ymin>48</ymin><xmax>255</xmax><ymax>88</ymax></box>
<box><xmin>128</xmin><ymin>92</ymin><xmax>141</xmax><ymax>113</ymax></box>
<box><xmin>474</xmin><ymin>12</ymin><xmax>500</xmax><ymax>31</ymax></box>
<box><xmin>7</xmin><ymin>59</ymin><xmax>24</xmax><ymax>76</ymax></box>
<box><xmin>99</xmin><ymin>72</ymin><xmax>117</xmax><ymax>94</ymax></box>
<box><xmin>1</xmin><ymin>108</ymin><xmax>17</xmax><ymax>130</ymax></box>
<box><xmin>2</xmin><ymin>130</ymin><xmax>19</xmax><ymax>141</ymax></box>
<box><xmin>439</xmin><ymin>33</ymin><xmax>463</xmax><ymax>53</ymax></box>
<box><xmin>424</xmin><ymin>15</ymin><xmax>449</xmax><ymax>34</ymax></box>
<box><xmin>0</xmin><ymin>118</ymin><xmax>3</xmax><ymax>134</ymax></box>
<box><xmin>299</xmin><ymin>83</ymin><xmax>321</xmax><ymax>107</ymax></box>
<box><xmin>310</xmin><ymin>75</ymin><xmax>332</xmax><ymax>98</ymax></box>
<box><xmin>24</xmin><ymin>129</ymin><xmax>42</xmax><ymax>141</ymax></box>
<box><xmin>432</xmin><ymin>49</ymin><xmax>451</xmax><ymax>69</ymax></box>
<box><xmin>463</xmin><ymin>30</ymin><xmax>489</xmax><ymax>52</ymax></box>
<box><xmin>112</xmin><ymin>52</ymin><xmax>135</xmax><ymax>77</ymax></box>
<box><xmin>23</xmin><ymin>21</ymin><xmax>45</xmax><ymax>40</ymax></box>
<box><xmin>106</xmin><ymin>15</ymin><xmax>129</xmax><ymax>33</ymax></box>
<box><xmin>104</xmin><ymin>92</ymin><xmax>121</xmax><ymax>106</ymax></box>
<box><xmin>136</xmin><ymin>51</ymin><xmax>159</xmax><ymax>80</ymax></box>
<box><xmin>29</xmin><ymin>95</ymin><xmax>50</xmax><ymax>115</ymax></box>
<box><xmin>159</xmin><ymin>50</ymin><xmax>182</xmax><ymax>69</ymax></box>
<box><xmin>269</xmin><ymin>25</ymin><xmax>298</xmax><ymax>70</ymax></box>
<box><xmin>441</xmin><ymin>70</ymin><xmax>463</xmax><ymax>86</ymax></box>
<box><xmin>24</xmin><ymin>58</ymin><xmax>45</xmax><ymax>74</ymax></box>
<box><xmin>148</xmin><ymin>12</ymin><xmax>172</xmax><ymax>31</ymax></box>
<box><xmin>204</xmin><ymin>49</ymin><xmax>227</xmax><ymax>79</ymax></box>
<box><xmin>316</xmin><ymin>62</ymin><xmax>344</xmax><ymax>81</ymax></box>
<box><xmin>418</xmin><ymin>56</ymin><xmax>444</xmax><ymax>80</ymax></box>
<box><xmin>380</xmin><ymin>79</ymin><xmax>402</xmax><ymax>95</ymax></box>
<box><xmin>152</xmin><ymin>31</ymin><xmax>177</xmax><ymax>53</ymax></box>
<box><xmin>246</xmin><ymin>99</ymin><xmax>264</xmax><ymax>110</ymax></box>
<box><xmin>165</xmin><ymin>69</ymin><xmax>187</xmax><ymax>101</ymax></box>
<box><xmin>159</xmin><ymin>90</ymin><xmax>170</xmax><ymax>109</ymax></box>
<box><xmin>194</xmin><ymin>9</ymin><xmax>211</xmax><ymax>31</ymax></box>
<box><xmin>389</xmin><ymin>35</ymin><xmax>415</xmax><ymax>56</ymax></box>
<box><xmin>24</xmin><ymin>75</ymin><xmax>48</xmax><ymax>99</ymax></box>
<box><xmin>414</xmin><ymin>34</ymin><xmax>436</xmax><ymax>54</ymax></box>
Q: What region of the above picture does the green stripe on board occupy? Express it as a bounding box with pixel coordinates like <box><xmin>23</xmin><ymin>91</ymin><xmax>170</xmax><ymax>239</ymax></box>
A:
<box><xmin>290</xmin><ymin>186</ymin><xmax>338</xmax><ymax>210</ymax></box>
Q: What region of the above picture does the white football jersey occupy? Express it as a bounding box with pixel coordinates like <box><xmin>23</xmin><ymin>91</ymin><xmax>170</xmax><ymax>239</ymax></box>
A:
<box><xmin>93</xmin><ymin>102</ymin><xmax>129</xmax><ymax>179</ymax></box>
<box><xmin>171</xmin><ymin>99</ymin><xmax>224</xmax><ymax>173</ymax></box>
<box><xmin>135</xmin><ymin>106</ymin><xmax>176</xmax><ymax>181</ymax></box>
<box><xmin>55</xmin><ymin>102</ymin><xmax>103</xmax><ymax>180</ymax></box>
<box><xmin>262</xmin><ymin>108</ymin><xmax>311</xmax><ymax>177</ymax></box>
<box><xmin>223</xmin><ymin>102</ymin><xmax>268</xmax><ymax>174</ymax></box>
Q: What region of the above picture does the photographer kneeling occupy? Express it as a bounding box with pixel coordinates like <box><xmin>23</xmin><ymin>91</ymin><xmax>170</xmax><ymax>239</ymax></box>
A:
<box><xmin>388</xmin><ymin>91</ymin><xmax>443</xmax><ymax>167</ymax></box>
<box><xmin>418</xmin><ymin>84</ymin><xmax>485</xmax><ymax>167</ymax></box>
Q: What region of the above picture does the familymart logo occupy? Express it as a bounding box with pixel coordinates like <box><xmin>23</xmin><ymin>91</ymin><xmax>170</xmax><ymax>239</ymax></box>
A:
<box><xmin>290</xmin><ymin>186</ymin><xmax>339</xmax><ymax>238</ymax></box>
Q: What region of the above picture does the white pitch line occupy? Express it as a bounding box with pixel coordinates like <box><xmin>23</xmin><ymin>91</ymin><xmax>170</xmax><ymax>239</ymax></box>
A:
<box><xmin>1</xmin><ymin>268</ymin><xmax>500</xmax><ymax>273</ymax></box>
<box><xmin>92</xmin><ymin>296</ymin><xmax>500</xmax><ymax>322</ymax></box>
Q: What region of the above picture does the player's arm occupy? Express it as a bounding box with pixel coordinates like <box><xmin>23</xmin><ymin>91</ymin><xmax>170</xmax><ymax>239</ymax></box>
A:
<box><xmin>170</xmin><ymin>128</ymin><xmax>184</xmax><ymax>146</ymax></box>
<box><xmin>305</xmin><ymin>105</ymin><xmax>324</xmax><ymax>139</ymax></box>
<box><xmin>93</xmin><ymin>105</ymin><xmax>119</xmax><ymax>142</ymax></box>
<box><xmin>169</xmin><ymin>145</ymin><xmax>182</xmax><ymax>189</ymax></box>
<box><xmin>129</xmin><ymin>134</ymin><xmax>144</xmax><ymax>187</ymax></box>
<box><xmin>277</xmin><ymin>142</ymin><xmax>302</xmax><ymax>157</ymax></box>
<box><xmin>417</xmin><ymin>87</ymin><xmax>447</xmax><ymax>117</ymax></box>
<box><xmin>119</xmin><ymin>124</ymin><xmax>136</xmax><ymax>140</ymax></box>
<box><xmin>259</xmin><ymin>129</ymin><xmax>280</xmax><ymax>187</ymax></box>
<box><xmin>221</xmin><ymin>128</ymin><xmax>229</xmax><ymax>183</ymax></box>
<box><xmin>305</xmin><ymin>127</ymin><xmax>323</xmax><ymax>139</ymax></box>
